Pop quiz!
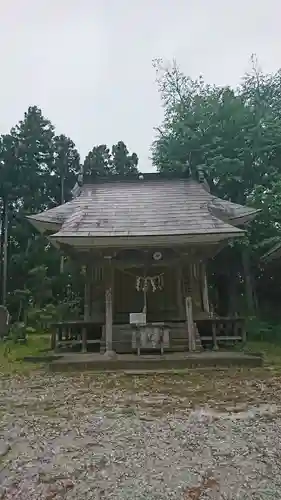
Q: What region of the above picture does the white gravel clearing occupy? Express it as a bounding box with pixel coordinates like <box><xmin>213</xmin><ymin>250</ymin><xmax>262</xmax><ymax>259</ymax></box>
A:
<box><xmin>0</xmin><ymin>374</ymin><xmax>281</xmax><ymax>499</ymax></box>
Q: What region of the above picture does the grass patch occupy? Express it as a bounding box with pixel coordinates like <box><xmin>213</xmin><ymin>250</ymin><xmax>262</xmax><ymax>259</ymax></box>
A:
<box><xmin>245</xmin><ymin>341</ymin><xmax>281</xmax><ymax>369</ymax></box>
<box><xmin>0</xmin><ymin>337</ymin><xmax>280</xmax><ymax>380</ymax></box>
<box><xmin>0</xmin><ymin>334</ymin><xmax>50</xmax><ymax>375</ymax></box>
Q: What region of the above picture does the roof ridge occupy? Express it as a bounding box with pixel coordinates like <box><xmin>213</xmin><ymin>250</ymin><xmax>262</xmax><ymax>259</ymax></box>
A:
<box><xmin>82</xmin><ymin>177</ymin><xmax>200</xmax><ymax>187</ymax></box>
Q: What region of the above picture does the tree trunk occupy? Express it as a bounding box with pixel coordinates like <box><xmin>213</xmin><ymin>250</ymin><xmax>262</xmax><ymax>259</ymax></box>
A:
<box><xmin>1</xmin><ymin>199</ymin><xmax>8</xmax><ymax>305</ymax></box>
<box><xmin>242</xmin><ymin>248</ymin><xmax>256</xmax><ymax>315</ymax></box>
<box><xmin>60</xmin><ymin>175</ymin><xmax>65</xmax><ymax>274</ymax></box>
<box><xmin>215</xmin><ymin>273</ymin><xmax>228</xmax><ymax>316</ymax></box>
<box><xmin>227</xmin><ymin>268</ymin><xmax>239</xmax><ymax>316</ymax></box>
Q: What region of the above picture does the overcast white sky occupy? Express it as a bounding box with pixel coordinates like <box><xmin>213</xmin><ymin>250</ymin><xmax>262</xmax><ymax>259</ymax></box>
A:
<box><xmin>1</xmin><ymin>0</ymin><xmax>281</xmax><ymax>170</ymax></box>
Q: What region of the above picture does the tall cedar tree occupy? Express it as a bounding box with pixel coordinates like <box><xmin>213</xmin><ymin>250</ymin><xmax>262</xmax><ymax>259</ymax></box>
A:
<box><xmin>2</xmin><ymin>107</ymin><xmax>80</xmax><ymax>309</ymax></box>
<box><xmin>83</xmin><ymin>142</ymin><xmax>139</xmax><ymax>177</ymax></box>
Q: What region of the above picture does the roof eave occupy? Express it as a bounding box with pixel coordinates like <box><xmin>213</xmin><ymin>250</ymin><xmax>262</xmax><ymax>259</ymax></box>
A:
<box><xmin>49</xmin><ymin>230</ymin><xmax>245</xmax><ymax>248</ymax></box>
<box><xmin>26</xmin><ymin>216</ymin><xmax>61</xmax><ymax>234</ymax></box>
<box><xmin>229</xmin><ymin>209</ymin><xmax>261</xmax><ymax>226</ymax></box>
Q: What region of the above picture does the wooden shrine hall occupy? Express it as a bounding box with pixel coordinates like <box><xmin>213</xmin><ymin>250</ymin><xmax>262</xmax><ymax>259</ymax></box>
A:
<box><xmin>27</xmin><ymin>172</ymin><xmax>259</xmax><ymax>357</ymax></box>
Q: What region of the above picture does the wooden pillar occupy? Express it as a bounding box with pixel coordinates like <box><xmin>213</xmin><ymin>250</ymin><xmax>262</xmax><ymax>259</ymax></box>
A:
<box><xmin>91</xmin><ymin>266</ymin><xmax>104</xmax><ymax>323</ymax></box>
<box><xmin>185</xmin><ymin>296</ymin><xmax>195</xmax><ymax>351</ymax></box>
<box><xmin>50</xmin><ymin>327</ymin><xmax>56</xmax><ymax>351</ymax></box>
<box><xmin>189</xmin><ymin>262</ymin><xmax>202</xmax><ymax>311</ymax></box>
<box><xmin>177</xmin><ymin>264</ymin><xmax>185</xmax><ymax>320</ymax></box>
<box><xmin>84</xmin><ymin>266</ymin><xmax>91</xmax><ymax>321</ymax></box>
<box><xmin>82</xmin><ymin>327</ymin><xmax>87</xmax><ymax>353</ymax></box>
<box><xmin>212</xmin><ymin>321</ymin><xmax>218</xmax><ymax>350</ymax></box>
<box><xmin>82</xmin><ymin>265</ymin><xmax>91</xmax><ymax>353</ymax></box>
<box><xmin>104</xmin><ymin>262</ymin><xmax>115</xmax><ymax>356</ymax></box>
<box><xmin>201</xmin><ymin>261</ymin><xmax>210</xmax><ymax>313</ymax></box>
<box><xmin>54</xmin><ymin>325</ymin><xmax>62</xmax><ymax>353</ymax></box>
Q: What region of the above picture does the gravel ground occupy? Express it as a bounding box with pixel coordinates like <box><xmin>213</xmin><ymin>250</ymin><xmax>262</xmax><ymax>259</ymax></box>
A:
<box><xmin>1</xmin><ymin>371</ymin><xmax>281</xmax><ymax>499</ymax></box>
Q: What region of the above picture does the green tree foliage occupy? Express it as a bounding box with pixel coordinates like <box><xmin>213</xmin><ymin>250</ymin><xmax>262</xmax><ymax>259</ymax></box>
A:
<box><xmin>52</xmin><ymin>134</ymin><xmax>81</xmax><ymax>204</ymax></box>
<box><xmin>0</xmin><ymin>134</ymin><xmax>22</xmax><ymax>204</ymax></box>
<box><xmin>111</xmin><ymin>141</ymin><xmax>139</xmax><ymax>177</ymax></box>
<box><xmin>152</xmin><ymin>58</ymin><xmax>281</xmax><ymax>241</ymax></box>
<box><xmin>152</xmin><ymin>59</ymin><xmax>281</xmax><ymax>202</ymax></box>
<box><xmin>11</xmin><ymin>106</ymin><xmax>56</xmax><ymax>211</ymax></box>
<box><xmin>0</xmin><ymin>106</ymin><xmax>82</xmax><ymax>314</ymax></box>
<box><xmin>3</xmin><ymin>58</ymin><xmax>281</xmax><ymax>325</ymax></box>
<box><xmin>84</xmin><ymin>141</ymin><xmax>139</xmax><ymax>177</ymax></box>
<box><xmin>152</xmin><ymin>58</ymin><xmax>281</xmax><ymax>316</ymax></box>
<box><xmin>84</xmin><ymin>144</ymin><xmax>111</xmax><ymax>178</ymax></box>
<box><xmin>0</xmin><ymin>106</ymin><xmax>140</xmax><ymax>324</ymax></box>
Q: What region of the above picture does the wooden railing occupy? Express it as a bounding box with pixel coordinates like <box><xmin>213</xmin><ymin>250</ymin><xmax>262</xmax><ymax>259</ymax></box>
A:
<box><xmin>51</xmin><ymin>317</ymin><xmax>246</xmax><ymax>354</ymax></box>
<box><xmin>51</xmin><ymin>321</ymin><xmax>102</xmax><ymax>352</ymax></box>
<box><xmin>195</xmin><ymin>317</ymin><xmax>246</xmax><ymax>349</ymax></box>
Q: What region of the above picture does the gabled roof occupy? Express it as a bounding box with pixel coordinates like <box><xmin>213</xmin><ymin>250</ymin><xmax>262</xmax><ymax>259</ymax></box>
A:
<box><xmin>27</xmin><ymin>177</ymin><xmax>260</xmax><ymax>247</ymax></box>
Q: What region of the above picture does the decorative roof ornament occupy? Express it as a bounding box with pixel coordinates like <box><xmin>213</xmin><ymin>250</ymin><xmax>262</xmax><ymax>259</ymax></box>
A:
<box><xmin>71</xmin><ymin>166</ymin><xmax>84</xmax><ymax>198</ymax></box>
<box><xmin>153</xmin><ymin>251</ymin><xmax>162</xmax><ymax>261</ymax></box>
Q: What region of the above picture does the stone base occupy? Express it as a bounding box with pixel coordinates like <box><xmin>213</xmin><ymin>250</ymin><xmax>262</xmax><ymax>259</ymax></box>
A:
<box><xmin>49</xmin><ymin>351</ymin><xmax>264</xmax><ymax>373</ymax></box>
<box><xmin>103</xmin><ymin>350</ymin><xmax>117</xmax><ymax>359</ymax></box>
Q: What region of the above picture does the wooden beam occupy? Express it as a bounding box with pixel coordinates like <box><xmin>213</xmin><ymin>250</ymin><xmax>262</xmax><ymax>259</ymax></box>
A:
<box><xmin>50</xmin><ymin>326</ymin><xmax>56</xmax><ymax>351</ymax></box>
<box><xmin>104</xmin><ymin>263</ymin><xmax>115</xmax><ymax>356</ymax></box>
<box><xmin>212</xmin><ymin>322</ymin><xmax>218</xmax><ymax>350</ymax></box>
<box><xmin>185</xmin><ymin>296</ymin><xmax>195</xmax><ymax>351</ymax></box>
<box><xmin>84</xmin><ymin>265</ymin><xmax>91</xmax><ymax>321</ymax></box>
<box><xmin>204</xmin><ymin>240</ymin><xmax>230</xmax><ymax>259</ymax></box>
<box><xmin>82</xmin><ymin>264</ymin><xmax>91</xmax><ymax>353</ymax></box>
<box><xmin>176</xmin><ymin>264</ymin><xmax>185</xmax><ymax>320</ymax></box>
<box><xmin>82</xmin><ymin>327</ymin><xmax>87</xmax><ymax>353</ymax></box>
<box><xmin>105</xmin><ymin>287</ymin><xmax>113</xmax><ymax>352</ymax></box>
<box><xmin>201</xmin><ymin>261</ymin><xmax>210</xmax><ymax>313</ymax></box>
<box><xmin>56</xmin><ymin>243</ymin><xmax>230</xmax><ymax>270</ymax></box>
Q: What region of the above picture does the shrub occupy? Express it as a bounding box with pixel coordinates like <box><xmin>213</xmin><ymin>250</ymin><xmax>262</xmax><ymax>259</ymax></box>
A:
<box><xmin>246</xmin><ymin>316</ymin><xmax>281</xmax><ymax>343</ymax></box>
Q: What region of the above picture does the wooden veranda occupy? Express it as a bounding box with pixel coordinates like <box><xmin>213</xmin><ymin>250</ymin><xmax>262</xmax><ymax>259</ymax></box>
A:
<box><xmin>49</xmin><ymin>245</ymin><xmax>246</xmax><ymax>355</ymax></box>
<box><xmin>50</xmin><ymin>317</ymin><xmax>246</xmax><ymax>354</ymax></box>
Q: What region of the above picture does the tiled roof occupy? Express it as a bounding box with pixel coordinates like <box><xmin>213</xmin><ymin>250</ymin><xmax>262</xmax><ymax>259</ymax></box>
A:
<box><xmin>208</xmin><ymin>197</ymin><xmax>259</xmax><ymax>223</ymax></box>
<box><xmin>27</xmin><ymin>198</ymin><xmax>78</xmax><ymax>226</ymax></box>
<box><xmin>27</xmin><ymin>178</ymin><xmax>259</xmax><ymax>241</ymax></box>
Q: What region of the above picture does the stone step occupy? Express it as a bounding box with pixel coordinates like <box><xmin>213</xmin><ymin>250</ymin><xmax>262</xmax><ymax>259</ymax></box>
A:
<box><xmin>49</xmin><ymin>352</ymin><xmax>263</xmax><ymax>373</ymax></box>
